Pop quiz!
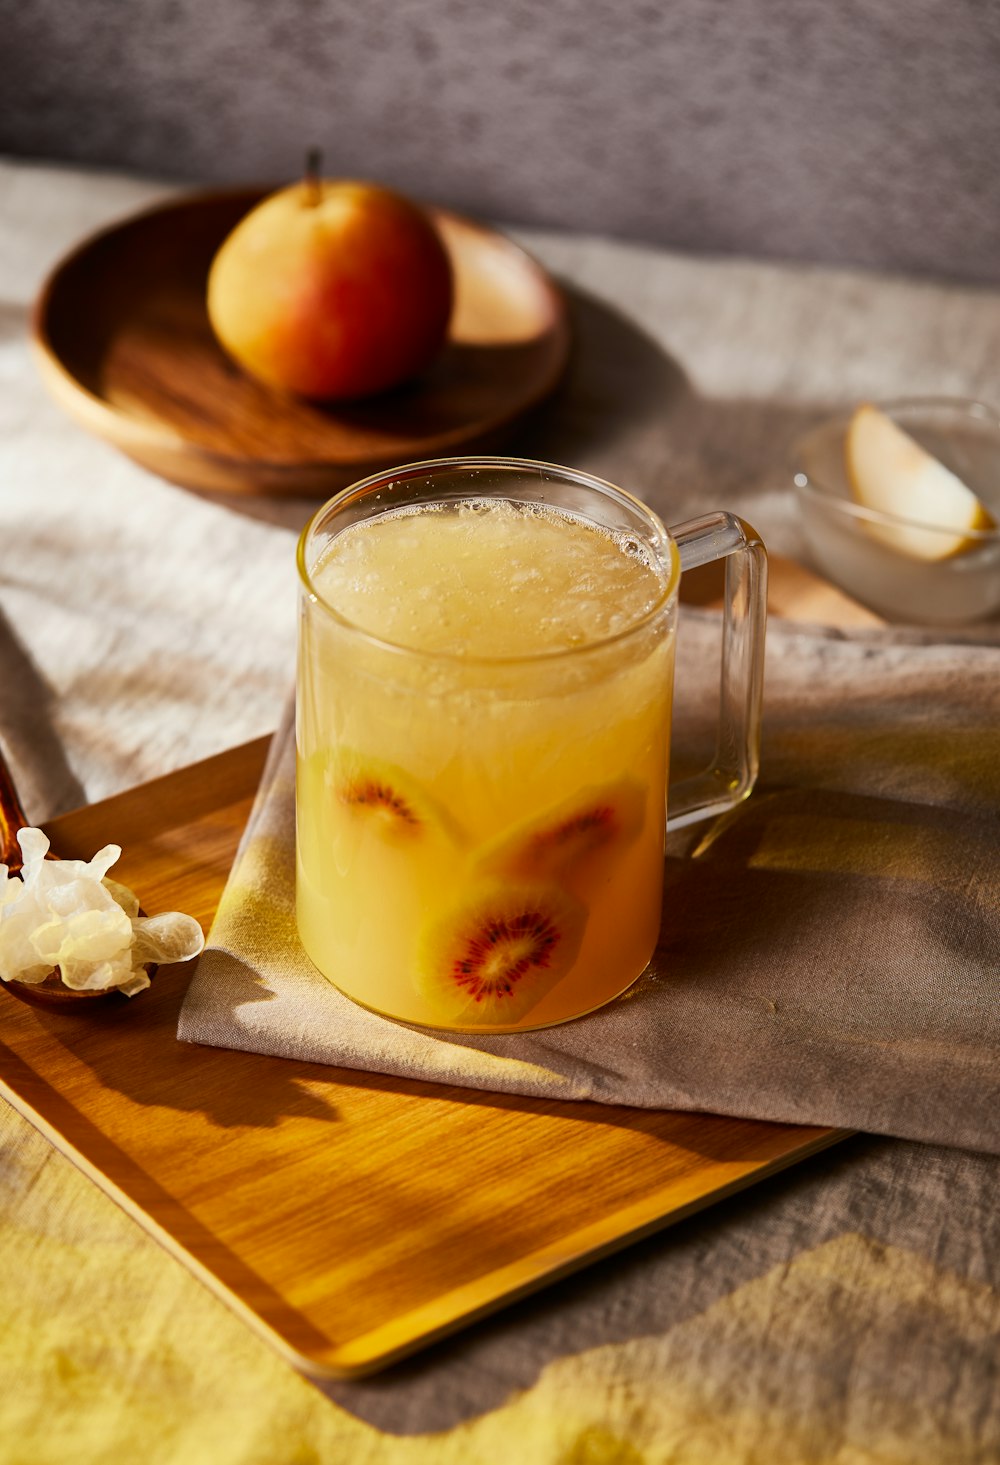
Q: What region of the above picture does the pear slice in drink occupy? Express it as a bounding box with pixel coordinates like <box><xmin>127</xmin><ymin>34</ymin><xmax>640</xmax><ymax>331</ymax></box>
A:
<box><xmin>845</xmin><ymin>403</ymin><xmax>996</xmax><ymax>560</ymax></box>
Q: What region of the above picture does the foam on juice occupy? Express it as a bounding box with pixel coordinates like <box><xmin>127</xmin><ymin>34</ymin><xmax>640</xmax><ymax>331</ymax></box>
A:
<box><xmin>308</xmin><ymin>499</ymin><xmax>668</xmax><ymax>657</ymax></box>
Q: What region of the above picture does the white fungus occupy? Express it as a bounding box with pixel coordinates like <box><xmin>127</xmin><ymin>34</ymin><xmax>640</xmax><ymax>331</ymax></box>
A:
<box><xmin>0</xmin><ymin>828</ymin><xmax>204</xmax><ymax>997</ymax></box>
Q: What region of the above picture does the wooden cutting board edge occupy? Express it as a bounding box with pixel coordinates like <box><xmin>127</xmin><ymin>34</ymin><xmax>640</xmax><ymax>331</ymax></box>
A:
<box><xmin>0</xmin><ymin>1070</ymin><xmax>332</xmax><ymax>1376</ymax></box>
<box><xmin>325</xmin><ymin>1121</ymin><xmax>849</xmax><ymax>1376</ymax></box>
<box><xmin>0</xmin><ymin>1059</ymin><xmax>847</xmax><ymax>1378</ymax></box>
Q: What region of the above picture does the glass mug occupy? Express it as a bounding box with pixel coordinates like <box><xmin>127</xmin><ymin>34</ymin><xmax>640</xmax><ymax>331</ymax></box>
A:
<box><xmin>296</xmin><ymin>457</ymin><xmax>766</xmax><ymax>1032</ymax></box>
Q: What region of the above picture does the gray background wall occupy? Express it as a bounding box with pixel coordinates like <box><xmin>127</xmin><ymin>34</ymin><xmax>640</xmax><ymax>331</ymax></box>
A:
<box><xmin>2</xmin><ymin>0</ymin><xmax>999</xmax><ymax>285</ymax></box>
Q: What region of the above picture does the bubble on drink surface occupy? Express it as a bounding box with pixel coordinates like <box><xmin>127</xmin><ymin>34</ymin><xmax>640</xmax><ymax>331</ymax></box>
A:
<box><xmin>0</xmin><ymin>828</ymin><xmax>205</xmax><ymax>996</ymax></box>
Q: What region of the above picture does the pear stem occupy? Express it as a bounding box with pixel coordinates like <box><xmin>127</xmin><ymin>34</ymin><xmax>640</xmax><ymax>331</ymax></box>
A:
<box><xmin>304</xmin><ymin>148</ymin><xmax>322</xmax><ymax>207</ymax></box>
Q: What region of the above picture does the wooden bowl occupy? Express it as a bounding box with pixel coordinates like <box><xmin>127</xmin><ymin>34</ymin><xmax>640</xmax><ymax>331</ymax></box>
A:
<box><xmin>32</xmin><ymin>189</ymin><xmax>571</xmax><ymax>497</ymax></box>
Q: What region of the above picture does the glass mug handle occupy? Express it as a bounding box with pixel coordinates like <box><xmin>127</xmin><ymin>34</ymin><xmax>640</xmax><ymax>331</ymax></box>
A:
<box><xmin>665</xmin><ymin>512</ymin><xmax>768</xmax><ymax>831</ymax></box>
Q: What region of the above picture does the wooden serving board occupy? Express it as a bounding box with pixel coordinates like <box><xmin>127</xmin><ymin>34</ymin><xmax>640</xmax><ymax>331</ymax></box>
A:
<box><xmin>32</xmin><ymin>190</ymin><xmax>570</xmax><ymax>497</ymax></box>
<box><xmin>0</xmin><ymin>738</ymin><xmax>844</xmax><ymax>1378</ymax></box>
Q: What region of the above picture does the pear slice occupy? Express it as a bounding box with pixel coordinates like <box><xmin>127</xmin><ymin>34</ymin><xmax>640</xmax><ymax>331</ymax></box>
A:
<box><xmin>473</xmin><ymin>777</ymin><xmax>646</xmax><ymax>894</ymax></box>
<box><xmin>845</xmin><ymin>403</ymin><xmax>996</xmax><ymax>561</ymax></box>
<box><xmin>415</xmin><ymin>881</ymin><xmax>587</xmax><ymax>1027</ymax></box>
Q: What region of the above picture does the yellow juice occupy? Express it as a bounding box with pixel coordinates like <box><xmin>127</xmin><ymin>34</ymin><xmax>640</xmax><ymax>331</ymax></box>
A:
<box><xmin>296</xmin><ymin>497</ymin><xmax>676</xmax><ymax>1031</ymax></box>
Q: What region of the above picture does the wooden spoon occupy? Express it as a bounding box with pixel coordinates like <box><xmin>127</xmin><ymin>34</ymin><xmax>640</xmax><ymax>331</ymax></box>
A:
<box><xmin>0</xmin><ymin>744</ymin><xmax>152</xmax><ymax>1009</ymax></box>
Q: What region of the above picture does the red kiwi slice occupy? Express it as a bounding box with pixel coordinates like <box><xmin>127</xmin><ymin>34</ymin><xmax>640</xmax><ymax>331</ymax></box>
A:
<box><xmin>475</xmin><ymin>777</ymin><xmax>647</xmax><ymax>882</ymax></box>
<box><xmin>415</xmin><ymin>881</ymin><xmax>587</xmax><ymax>1026</ymax></box>
<box><xmin>327</xmin><ymin>749</ymin><xmax>464</xmax><ymax>845</ymax></box>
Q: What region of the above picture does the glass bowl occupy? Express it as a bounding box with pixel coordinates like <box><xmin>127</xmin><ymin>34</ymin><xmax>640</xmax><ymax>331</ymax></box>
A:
<box><xmin>791</xmin><ymin>397</ymin><xmax>1000</xmax><ymax>625</ymax></box>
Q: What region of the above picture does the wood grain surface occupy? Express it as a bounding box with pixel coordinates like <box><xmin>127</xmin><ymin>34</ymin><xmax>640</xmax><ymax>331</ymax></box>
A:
<box><xmin>31</xmin><ymin>190</ymin><xmax>570</xmax><ymax>497</ymax></box>
<box><xmin>679</xmin><ymin>551</ymin><xmax>884</xmax><ymax>627</ymax></box>
<box><xmin>0</xmin><ymin>736</ymin><xmax>844</xmax><ymax>1377</ymax></box>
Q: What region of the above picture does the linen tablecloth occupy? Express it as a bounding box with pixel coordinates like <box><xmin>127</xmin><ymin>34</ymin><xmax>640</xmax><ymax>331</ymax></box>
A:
<box><xmin>2</xmin><ymin>157</ymin><xmax>999</xmax><ymax>1463</ymax></box>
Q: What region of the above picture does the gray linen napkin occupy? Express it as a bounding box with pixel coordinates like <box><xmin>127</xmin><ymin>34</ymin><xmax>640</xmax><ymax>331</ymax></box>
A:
<box><xmin>178</xmin><ymin>615</ymin><xmax>1000</xmax><ymax>1153</ymax></box>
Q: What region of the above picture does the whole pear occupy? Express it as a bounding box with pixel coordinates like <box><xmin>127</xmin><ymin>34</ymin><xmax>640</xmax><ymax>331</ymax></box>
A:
<box><xmin>207</xmin><ymin>176</ymin><xmax>453</xmax><ymax>401</ymax></box>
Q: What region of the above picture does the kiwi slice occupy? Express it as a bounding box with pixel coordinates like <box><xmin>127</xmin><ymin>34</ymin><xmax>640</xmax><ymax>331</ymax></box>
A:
<box><xmin>327</xmin><ymin>749</ymin><xmax>464</xmax><ymax>845</ymax></box>
<box><xmin>415</xmin><ymin>881</ymin><xmax>587</xmax><ymax>1026</ymax></box>
<box><xmin>475</xmin><ymin>778</ymin><xmax>647</xmax><ymax>883</ymax></box>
